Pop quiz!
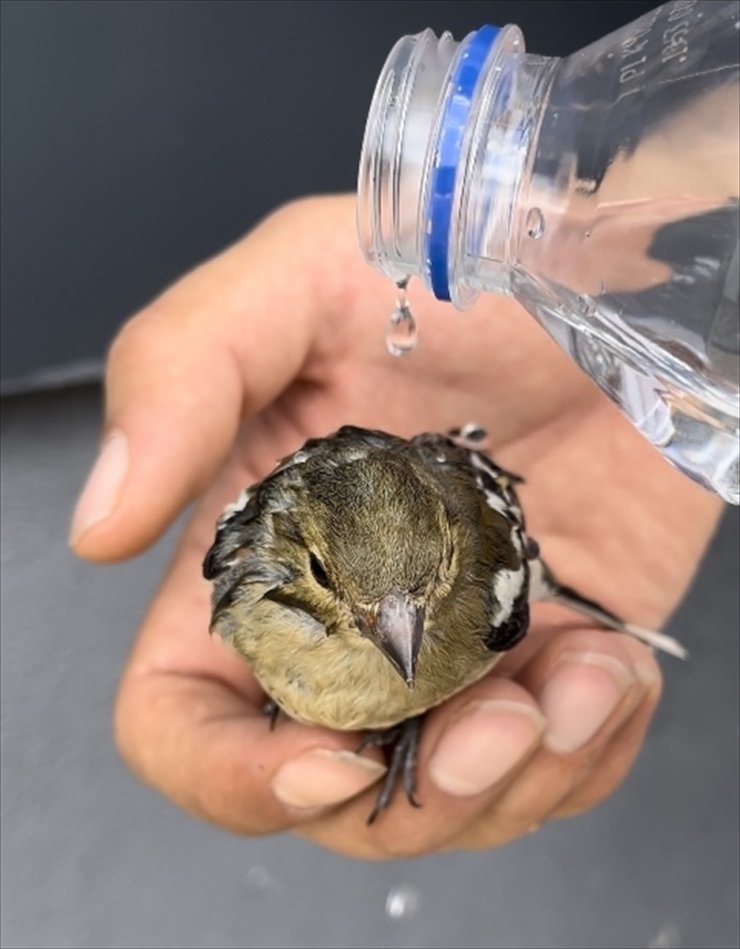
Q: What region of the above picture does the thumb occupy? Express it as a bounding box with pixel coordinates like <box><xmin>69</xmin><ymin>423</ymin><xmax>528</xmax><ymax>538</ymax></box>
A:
<box><xmin>69</xmin><ymin>198</ymin><xmax>330</xmax><ymax>561</ymax></box>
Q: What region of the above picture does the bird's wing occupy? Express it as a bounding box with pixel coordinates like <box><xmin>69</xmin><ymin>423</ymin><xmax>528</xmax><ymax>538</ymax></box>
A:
<box><xmin>410</xmin><ymin>428</ymin><xmax>526</xmax><ymax>529</ymax></box>
<box><xmin>410</xmin><ymin>428</ymin><xmax>533</xmax><ymax>652</ymax></box>
<box><xmin>412</xmin><ymin>426</ymin><xmax>687</xmax><ymax>660</ymax></box>
<box><xmin>204</xmin><ymin>426</ymin><xmax>406</xmax><ymax>581</ymax></box>
<box><xmin>203</xmin><ymin>455</ymin><xmax>303</xmax><ymax>582</ymax></box>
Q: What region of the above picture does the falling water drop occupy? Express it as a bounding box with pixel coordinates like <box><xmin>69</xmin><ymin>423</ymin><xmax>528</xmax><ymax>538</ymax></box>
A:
<box><xmin>386</xmin><ymin>304</ymin><xmax>418</xmax><ymax>356</ymax></box>
<box><xmin>385</xmin><ymin>883</ymin><xmax>421</xmax><ymax>921</ymax></box>
<box><xmin>386</xmin><ymin>277</ymin><xmax>418</xmax><ymax>356</ymax></box>
<box><xmin>525</xmin><ymin>207</ymin><xmax>545</xmax><ymax>239</ymax></box>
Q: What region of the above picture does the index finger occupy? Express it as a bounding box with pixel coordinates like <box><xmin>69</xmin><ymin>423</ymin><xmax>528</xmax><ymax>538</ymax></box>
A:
<box><xmin>70</xmin><ymin>195</ymin><xmax>354</xmax><ymax>562</ymax></box>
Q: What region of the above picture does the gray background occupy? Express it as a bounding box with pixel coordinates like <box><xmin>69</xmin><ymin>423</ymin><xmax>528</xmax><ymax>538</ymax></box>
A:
<box><xmin>2</xmin><ymin>2</ymin><xmax>739</xmax><ymax>948</ymax></box>
<box><xmin>1</xmin><ymin>384</ymin><xmax>738</xmax><ymax>949</ymax></box>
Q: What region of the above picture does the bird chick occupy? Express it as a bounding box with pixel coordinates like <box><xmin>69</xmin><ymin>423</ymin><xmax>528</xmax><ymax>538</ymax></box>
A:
<box><xmin>203</xmin><ymin>424</ymin><xmax>684</xmax><ymax>822</ymax></box>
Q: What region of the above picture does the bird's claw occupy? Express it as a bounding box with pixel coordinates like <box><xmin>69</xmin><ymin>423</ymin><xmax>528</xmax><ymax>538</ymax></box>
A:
<box><xmin>357</xmin><ymin>716</ymin><xmax>424</xmax><ymax>824</ymax></box>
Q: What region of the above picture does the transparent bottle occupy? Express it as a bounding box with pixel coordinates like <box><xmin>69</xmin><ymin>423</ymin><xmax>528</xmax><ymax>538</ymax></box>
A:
<box><xmin>357</xmin><ymin>0</ymin><xmax>740</xmax><ymax>504</ymax></box>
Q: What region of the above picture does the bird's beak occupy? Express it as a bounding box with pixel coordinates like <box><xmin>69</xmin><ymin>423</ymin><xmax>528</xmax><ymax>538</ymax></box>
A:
<box><xmin>364</xmin><ymin>593</ymin><xmax>424</xmax><ymax>688</ymax></box>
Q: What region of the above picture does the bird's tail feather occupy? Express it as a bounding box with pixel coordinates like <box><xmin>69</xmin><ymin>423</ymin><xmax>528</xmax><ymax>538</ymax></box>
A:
<box><xmin>532</xmin><ymin>560</ymin><xmax>688</xmax><ymax>660</ymax></box>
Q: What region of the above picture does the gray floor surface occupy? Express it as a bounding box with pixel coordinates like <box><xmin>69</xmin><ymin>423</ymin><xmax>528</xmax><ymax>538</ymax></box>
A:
<box><xmin>1</xmin><ymin>384</ymin><xmax>738</xmax><ymax>949</ymax></box>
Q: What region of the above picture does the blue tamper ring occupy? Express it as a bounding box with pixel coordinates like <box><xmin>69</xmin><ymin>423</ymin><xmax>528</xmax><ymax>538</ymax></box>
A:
<box><xmin>425</xmin><ymin>25</ymin><xmax>500</xmax><ymax>301</ymax></box>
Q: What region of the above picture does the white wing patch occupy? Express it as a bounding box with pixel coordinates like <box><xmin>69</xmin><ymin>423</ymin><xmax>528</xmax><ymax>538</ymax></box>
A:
<box><xmin>466</xmin><ymin>447</ymin><xmax>529</xmax><ymax>626</ymax></box>
<box><xmin>491</xmin><ymin>565</ymin><xmax>526</xmax><ymax>625</ymax></box>
<box><xmin>469</xmin><ymin>452</ymin><xmax>524</xmax><ymax>524</ymax></box>
<box><xmin>217</xmin><ymin>486</ymin><xmax>253</xmax><ymax>526</ymax></box>
<box><xmin>469</xmin><ymin>452</ymin><xmax>498</xmax><ymax>478</ymax></box>
<box><xmin>475</xmin><ymin>473</ymin><xmax>511</xmax><ymax>516</ymax></box>
<box><xmin>527</xmin><ymin>557</ymin><xmax>552</xmax><ymax>603</ymax></box>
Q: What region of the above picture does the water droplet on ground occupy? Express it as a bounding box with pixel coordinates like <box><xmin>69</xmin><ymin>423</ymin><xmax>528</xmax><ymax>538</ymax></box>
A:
<box><xmin>245</xmin><ymin>865</ymin><xmax>277</xmax><ymax>894</ymax></box>
<box><xmin>385</xmin><ymin>883</ymin><xmax>421</xmax><ymax>921</ymax></box>
<box><xmin>648</xmin><ymin>921</ymin><xmax>681</xmax><ymax>948</ymax></box>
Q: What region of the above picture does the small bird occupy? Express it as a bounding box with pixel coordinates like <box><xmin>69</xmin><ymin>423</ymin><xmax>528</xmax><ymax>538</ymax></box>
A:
<box><xmin>203</xmin><ymin>424</ymin><xmax>685</xmax><ymax>823</ymax></box>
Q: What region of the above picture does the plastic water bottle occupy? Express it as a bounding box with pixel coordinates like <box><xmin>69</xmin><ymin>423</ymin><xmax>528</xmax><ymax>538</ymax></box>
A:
<box><xmin>357</xmin><ymin>1</ymin><xmax>740</xmax><ymax>504</ymax></box>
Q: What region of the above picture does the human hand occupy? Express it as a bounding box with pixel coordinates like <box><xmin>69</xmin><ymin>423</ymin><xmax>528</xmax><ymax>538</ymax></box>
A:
<box><xmin>70</xmin><ymin>194</ymin><xmax>722</xmax><ymax>858</ymax></box>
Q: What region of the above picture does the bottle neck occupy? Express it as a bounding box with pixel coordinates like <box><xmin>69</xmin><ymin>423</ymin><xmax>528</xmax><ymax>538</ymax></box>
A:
<box><xmin>357</xmin><ymin>25</ymin><xmax>559</xmax><ymax>308</ymax></box>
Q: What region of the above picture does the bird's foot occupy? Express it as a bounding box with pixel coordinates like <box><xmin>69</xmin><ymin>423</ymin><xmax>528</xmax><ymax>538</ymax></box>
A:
<box><xmin>261</xmin><ymin>699</ymin><xmax>282</xmax><ymax>731</ymax></box>
<box><xmin>356</xmin><ymin>716</ymin><xmax>424</xmax><ymax>825</ymax></box>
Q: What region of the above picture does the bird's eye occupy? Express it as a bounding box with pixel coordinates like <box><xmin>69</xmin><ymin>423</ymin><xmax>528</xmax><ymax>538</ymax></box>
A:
<box><xmin>309</xmin><ymin>553</ymin><xmax>331</xmax><ymax>589</ymax></box>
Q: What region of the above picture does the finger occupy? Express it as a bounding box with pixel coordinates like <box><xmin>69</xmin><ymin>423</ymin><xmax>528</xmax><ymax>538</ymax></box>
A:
<box><xmin>297</xmin><ymin>675</ymin><xmax>546</xmax><ymax>859</ymax></box>
<box><xmin>297</xmin><ymin>630</ymin><xmax>656</xmax><ymax>858</ymax></box>
<box><xmin>515</xmin><ymin>629</ymin><xmax>660</xmax><ymax>756</ymax></box>
<box><xmin>69</xmin><ymin>196</ymin><xmax>352</xmax><ymax>561</ymax></box>
<box><xmin>552</xmin><ymin>637</ymin><xmax>663</xmax><ymax>818</ymax></box>
<box><xmin>449</xmin><ymin>629</ymin><xmax>657</xmax><ymax>851</ymax></box>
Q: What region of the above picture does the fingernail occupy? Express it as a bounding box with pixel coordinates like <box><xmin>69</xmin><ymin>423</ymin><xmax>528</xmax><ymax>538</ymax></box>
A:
<box><xmin>635</xmin><ymin>661</ymin><xmax>660</xmax><ymax>688</ymax></box>
<box><xmin>69</xmin><ymin>431</ymin><xmax>129</xmax><ymax>546</ymax></box>
<box><xmin>539</xmin><ymin>652</ymin><xmax>635</xmax><ymax>754</ymax></box>
<box><xmin>429</xmin><ymin>700</ymin><xmax>545</xmax><ymax>797</ymax></box>
<box><xmin>271</xmin><ymin>749</ymin><xmax>386</xmax><ymax>810</ymax></box>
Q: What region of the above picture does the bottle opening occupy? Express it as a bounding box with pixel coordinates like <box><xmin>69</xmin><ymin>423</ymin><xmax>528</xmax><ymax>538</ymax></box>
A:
<box><xmin>425</xmin><ymin>25</ymin><xmax>500</xmax><ymax>301</ymax></box>
<box><xmin>357</xmin><ymin>28</ymin><xmax>460</xmax><ymax>286</ymax></box>
<box><xmin>357</xmin><ymin>24</ymin><xmax>522</xmax><ymax>306</ymax></box>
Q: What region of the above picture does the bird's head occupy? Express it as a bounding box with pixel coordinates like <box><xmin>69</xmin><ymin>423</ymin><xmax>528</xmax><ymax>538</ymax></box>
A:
<box><xmin>255</xmin><ymin>454</ymin><xmax>458</xmax><ymax>688</ymax></box>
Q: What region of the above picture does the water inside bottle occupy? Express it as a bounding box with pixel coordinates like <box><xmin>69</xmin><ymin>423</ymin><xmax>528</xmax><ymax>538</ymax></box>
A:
<box><xmin>511</xmin><ymin>199</ymin><xmax>739</xmax><ymax>502</ymax></box>
<box><xmin>499</xmin><ymin>19</ymin><xmax>739</xmax><ymax>502</ymax></box>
